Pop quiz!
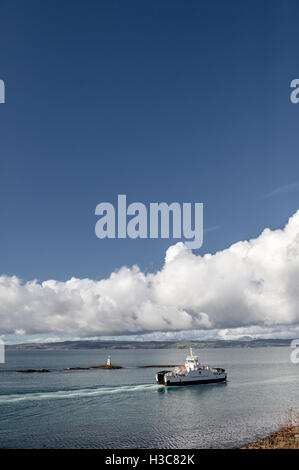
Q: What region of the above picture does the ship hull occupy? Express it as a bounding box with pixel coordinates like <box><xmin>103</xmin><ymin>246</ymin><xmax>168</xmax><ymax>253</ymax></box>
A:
<box><xmin>165</xmin><ymin>376</ymin><xmax>226</xmax><ymax>386</ymax></box>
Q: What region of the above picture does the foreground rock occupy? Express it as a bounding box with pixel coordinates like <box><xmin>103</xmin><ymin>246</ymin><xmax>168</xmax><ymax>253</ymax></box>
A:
<box><xmin>16</xmin><ymin>369</ymin><xmax>50</xmax><ymax>373</ymax></box>
<box><xmin>244</xmin><ymin>409</ymin><xmax>299</xmax><ymax>449</ymax></box>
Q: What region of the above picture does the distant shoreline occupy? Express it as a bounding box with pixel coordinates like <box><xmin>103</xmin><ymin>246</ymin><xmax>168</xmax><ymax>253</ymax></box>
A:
<box><xmin>4</xmin><ymin>364</ymin><xmax>176</xmax><ymax>373</ymax></box>
<box><xmin>5</xmin><ymin>338</ymin><xmax>293</xmax><ymax>351</ymax></box>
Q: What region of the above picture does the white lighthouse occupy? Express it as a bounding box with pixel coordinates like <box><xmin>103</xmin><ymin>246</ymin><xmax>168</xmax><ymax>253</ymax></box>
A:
<box><xmin>106</xmin><ymin>355</ymin><xmax>111</xmax><ymax>367</ymax></box>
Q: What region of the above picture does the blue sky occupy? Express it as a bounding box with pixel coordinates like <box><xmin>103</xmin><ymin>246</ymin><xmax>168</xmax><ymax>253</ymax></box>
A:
<box><xmin>1</xmin><ymin>1</ymin><xmax>299</xmax><ymax>342</ymax></box>
<box><xmin>1</xmin><ymin>0</ymin><xmax>299</xmax><ymax>281</ymax></box>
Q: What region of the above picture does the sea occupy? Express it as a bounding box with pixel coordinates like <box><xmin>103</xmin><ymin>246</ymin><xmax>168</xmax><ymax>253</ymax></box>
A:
<box><xmin>0</xmin><ymin>347</ymin><xmax>298</xmax><ymax>448</ymax></box>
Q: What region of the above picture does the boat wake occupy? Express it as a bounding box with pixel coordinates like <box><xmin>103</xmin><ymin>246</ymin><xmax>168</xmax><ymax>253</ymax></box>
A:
<box><xmin>0</xmin><ymin>383</ymin><xmax>163</xmax><ymax>404</ymax></box>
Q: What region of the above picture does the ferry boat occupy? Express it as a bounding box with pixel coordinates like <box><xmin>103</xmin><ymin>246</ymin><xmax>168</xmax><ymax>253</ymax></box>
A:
<box><xmin>155</xmin><ymin>348</ymin><xmax>227</xmax><ymax>386</ymax></box>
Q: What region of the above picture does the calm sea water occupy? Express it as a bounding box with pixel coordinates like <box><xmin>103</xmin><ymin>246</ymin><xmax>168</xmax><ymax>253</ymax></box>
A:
<box><xmin>0</xmin><ymin>347</ymin><xmax>298</xmax><ymax>448</ymax></box>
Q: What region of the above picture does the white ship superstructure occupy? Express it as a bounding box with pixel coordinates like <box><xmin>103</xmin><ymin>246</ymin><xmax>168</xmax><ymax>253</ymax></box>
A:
<box><xmin>155</xmin><ymin>348</ymin><xmax>227</xmax><ymax>386</ymax></box>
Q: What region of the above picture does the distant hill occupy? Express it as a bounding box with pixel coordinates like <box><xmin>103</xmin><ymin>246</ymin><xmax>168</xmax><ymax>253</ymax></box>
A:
<box><xmin>6</xmin><ymin>338</ymin><xmax>293</xmax><ymax>350</ymax></box>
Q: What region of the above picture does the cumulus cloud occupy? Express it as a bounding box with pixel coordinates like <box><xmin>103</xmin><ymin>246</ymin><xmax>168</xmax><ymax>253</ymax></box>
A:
<box><xmin>1</xmin><ymin>211</ymin><xmax>299</xmax><ymax>340</ymax></box>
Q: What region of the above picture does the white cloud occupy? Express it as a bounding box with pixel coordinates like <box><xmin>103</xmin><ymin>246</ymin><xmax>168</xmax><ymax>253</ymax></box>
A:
<box><xmin>1</xmin><ymin>211</ymin><xmax>299</xmax><ymax>340</ymax></box>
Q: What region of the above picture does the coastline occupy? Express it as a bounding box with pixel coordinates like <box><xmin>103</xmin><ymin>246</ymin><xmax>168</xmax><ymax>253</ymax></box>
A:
<box><xmin>243</xmin><ymin>410</ymin><xmax>299</xmax><ymax>449</ymax></box>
